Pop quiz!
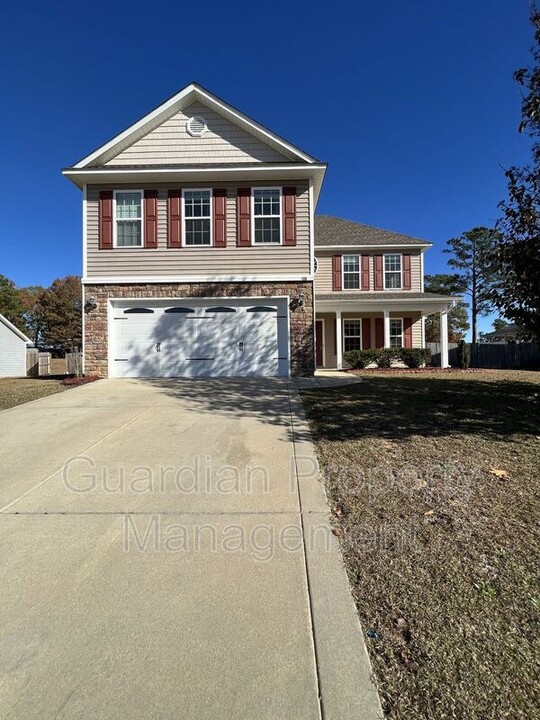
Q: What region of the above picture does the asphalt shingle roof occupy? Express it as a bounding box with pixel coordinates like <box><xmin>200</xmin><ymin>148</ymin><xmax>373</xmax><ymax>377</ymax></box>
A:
<box><xmin>314</xmin><ymin>215</ymin><xmax>431</xmax><ymax>247</ymax></box>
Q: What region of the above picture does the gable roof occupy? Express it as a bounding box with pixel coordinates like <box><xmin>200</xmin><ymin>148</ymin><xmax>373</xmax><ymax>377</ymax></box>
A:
<box><xmin>0</xmin><ymin>314</ymin><xmax>30</xmax><ymax>343</ymax></box>
<box><xmin>71</xmin><ymin>83</ymin><xmax>320</xmax><ymax>169</ymax></box>
<box><xmin>315</xmin><ymin>215</ymin><xmax>432</xmax><ymax>248</ymax></box>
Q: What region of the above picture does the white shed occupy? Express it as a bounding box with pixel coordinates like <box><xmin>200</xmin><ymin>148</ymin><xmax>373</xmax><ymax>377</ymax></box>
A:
<box><xmin>0</xmin><ymin>313</ymin><xmax>30</xmax><ymax>377</ymax></box>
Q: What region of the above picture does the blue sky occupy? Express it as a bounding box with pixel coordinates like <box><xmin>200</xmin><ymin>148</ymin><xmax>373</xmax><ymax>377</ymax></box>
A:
<box><xmin>0</xmin><ymin>0</ymin><xmax>533</xmax><ymax>334</ymax></box>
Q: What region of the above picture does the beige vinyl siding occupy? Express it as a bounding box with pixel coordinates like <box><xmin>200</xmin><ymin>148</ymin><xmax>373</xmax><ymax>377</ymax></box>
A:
<box><xmin>314</xmin><ymin>250</ymin><xmax>423</xmax><ymax>294</ymax></box>
<box><xmin>105</xmin><ymin>102</ymin><xmax>290</xmax><ymax>166</ymax></box>
<box><xmin>86</xmin><ymin>181</ymin><xmax>310</xmax><ymax>278</ymax></box>
<box><xmin>316</xmin><ymin>312</ymin><xmax>423</xmax><ymax>368</ymax></box>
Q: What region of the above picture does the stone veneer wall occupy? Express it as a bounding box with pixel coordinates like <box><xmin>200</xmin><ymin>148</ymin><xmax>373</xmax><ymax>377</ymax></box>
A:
<box><xmin>84</xmin><ymin>281</ymin><xmax>314</xmax><ymax>377</ymax></box>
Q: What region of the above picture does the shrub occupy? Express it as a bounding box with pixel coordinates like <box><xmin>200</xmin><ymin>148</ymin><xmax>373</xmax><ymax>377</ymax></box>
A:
<box><xmin>457</xmin><ymin>339</ymin><xmax>471</xmax><ymax>369</ymax></box>
<box><xmin>343</xmin><ymin>350</ymin><xmax>364</xmax><ymax>369</ymax></box>
<box><xmin>377</xmin><ymin>349</ymin><xmax>395</xmax><ymax>368</ymax></box>
<box><xmin>343</xmin><ymin>349</ymin><xmax>380</xmax><ymax>369</ymax></box>
<box><xmin>401</xmin><ymin>348</ymin><xmax>432</xmax><ymax>368</ymax></box>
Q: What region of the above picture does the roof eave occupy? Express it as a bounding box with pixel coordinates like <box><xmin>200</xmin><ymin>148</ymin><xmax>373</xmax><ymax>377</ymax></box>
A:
<box><xmin>315</xmin><ymin>243</ymin><xmax>432</xmax><ymax>250</ymax></box>
<box><xmin>0</xmin><ymin>314</ymin><xmax>31</xmax><ymax>343</ymax></box>
<box><xmin>61</xmin><ymin>163</ymin><xmax>328</xmax><ymax>202</ymax></box>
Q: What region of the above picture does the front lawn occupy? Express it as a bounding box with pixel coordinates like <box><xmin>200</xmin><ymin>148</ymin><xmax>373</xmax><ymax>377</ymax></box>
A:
<box><xmin>301</xmin><ymin>370</ymin><xmax>540</xmax><ymax>719</ymax></box>
<box><xmin>0</xmin><ymin>377</ymin><xmax>70</xmax><ymax>410</ymax></box>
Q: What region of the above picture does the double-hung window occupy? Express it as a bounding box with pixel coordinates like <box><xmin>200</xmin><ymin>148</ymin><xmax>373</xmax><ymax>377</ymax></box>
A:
<box><xmin>184</xmin><ymin>190</ymin><xmax>212</xmax><ymax>245</ymax></box>
<box><xmin>253</xmin><ymin>188</ymin><xmax>281</xmax><ymax>244</ymax></box>
<box><xmin>389</xmin><ymin>318</ymin><xmax>403</xmax><ymax>348</ymax></box>
<box><xmin>343</xmin><ymin>255</ymin><xmax>360</xmax><ymax>289</ymax></box>
<box><xmin>343</xmin><ymin>319</ymin><xmax>362</xmax><ymax>352</ymax></box>
<box><xmin>384</xmin><ymin>254</ymin><xmax>402</xmax><ymax>289</ymax></box>
<box><xmin>115</xmin><ymin>191</ymin><xmax>143</xmax><ymax>247</ymax></box>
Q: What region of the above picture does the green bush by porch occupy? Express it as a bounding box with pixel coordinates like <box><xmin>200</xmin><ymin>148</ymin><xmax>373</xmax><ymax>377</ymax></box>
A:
<box><xmin>343</xmin><ymin>347</ymin><xmax>432</xmax><ymax>369</ymax></box>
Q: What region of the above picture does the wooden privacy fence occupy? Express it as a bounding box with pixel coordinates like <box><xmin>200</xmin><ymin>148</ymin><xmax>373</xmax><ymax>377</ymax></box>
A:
<box><xmin>427</xmin><ymin>342</ymin><xmax>540</xmax><ymax>369</ymax></box>
<box><xmin>26</xmin><ymin>350</ymin><xmax>52</xmax><ymax>377</ymax></box>
<box><xmin>66</xmin><ymin>351</ymin><xmax>83</xmax><ymax>376</ymax></box>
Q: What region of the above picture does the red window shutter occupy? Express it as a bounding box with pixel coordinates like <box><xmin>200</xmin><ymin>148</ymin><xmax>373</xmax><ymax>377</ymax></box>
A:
<box><xmin>362</xmin><ymin>318</ymin><xmax>371</xmax><ymax>349</ymax></box>
<box><xmin>167</xmin><ymin>189</ymin><xmax>182</xmax><ymax>248</ymax></box>
<box><xmin>403</xmin><ymin>254</ymin><xmax>411</xmax><ymax>289</ymax></box>
<box><xmin>361</xmin><ymin>255</ymin><xmax>370</xmax><ymax>290</ymax></box>
<box><xmin>237</xmin><ymin>188</ymin><xmax>251</xmax><ymax>246</ymax></box>
<box><xmin>282</xmin><ymin>186</ymin><xmax>296</xmax><ymax>246</ymax></box>
<box><xmin>99</xmin><ymin>190</ymin><xmax>113</xmax><ymax>249</ymax></box>
<box><xmin>332</xmin><ymin>255</ymin><xmax>342</xmax><ymax>291</ymax></box>
<box><xmin>375</xmin><ymin>317</ymin><xmax>384</xmax><ymax>348</ymax></box>
<box><xmin>144</xmin><ymin>190</ymin><xmax>158</xmax><ymax>249</ymax></box>
<box><xmin>374</xmin><ymin>255</ymin><xmax>384</xmax><ymax>290</ymax></box>
<box><xmin>403</xmin><ymin>317</ymin><xmax>413</xmax><ymax>348</ymax></box>
<box><xmin>213</xmin><ymin>189</ymin><xmax>227</xmax><ymax>248</ymax></box>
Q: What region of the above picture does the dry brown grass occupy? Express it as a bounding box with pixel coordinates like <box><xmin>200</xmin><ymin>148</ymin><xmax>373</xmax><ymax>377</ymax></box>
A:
<box><xmin>0</xmin><ymin>377</ymin><xmax>70</xmax><ymax>410</ymax></box>
<box><xmin>301</xmin><ymin>370</ymin><xmax>540</xmax><ymax>719</ymax></box>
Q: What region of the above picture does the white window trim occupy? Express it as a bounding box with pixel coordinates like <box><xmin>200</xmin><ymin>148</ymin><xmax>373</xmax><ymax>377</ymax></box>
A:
<box><xmin>342</xmin><ymin>254</ymin><xmax>361</xmax><ymax>291</ymax></box>
<box><xmin>113</xmin><ymin>189</ymin><xmax>144</xmax><ymax>249</ymax></box>
<box><xmin>389</xmin><ymin>317</ymin><xmax>404</xmax><ymax>347</ymax></box>
<box><xmin>251</xmin><ymin>186</ymin><xmax>283</xmax><ymax>246</ymax></box>
<box><xmin>182</xmin><ymin>189</ymin><xmax>213</xmax><ymax>247</ymax></box>
<box><xmin>383</xmin><ymin>253</ymin><xmax>403</xmax><ymax>290</ymax></box>
<box><xmin>343</xmin><ymin>317</ymin><xmax>363</xmax><ymax>352</ymax></box>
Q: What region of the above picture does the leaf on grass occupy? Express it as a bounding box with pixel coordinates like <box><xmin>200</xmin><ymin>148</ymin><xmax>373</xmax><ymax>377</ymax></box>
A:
<box><xmin>424</xmin><ymin>510</ymin><xmax>435</xmax><ymax>516</ymax></box>
<box><xmin>332</xmin><ymin>527</ymin><xmax>343</xmax><ymax>537</ymax></box>
<box><xmin>489</xmin><ymin>467</ymin><xmax>508</xmax><ymax>479</ymax></box>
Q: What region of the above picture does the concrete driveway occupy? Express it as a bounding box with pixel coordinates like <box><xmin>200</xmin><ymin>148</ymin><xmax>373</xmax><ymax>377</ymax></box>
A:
<box><xmin>0</xmin><ymin>379</ymin><xmax>380</xmax><ymax>720</ymax></box>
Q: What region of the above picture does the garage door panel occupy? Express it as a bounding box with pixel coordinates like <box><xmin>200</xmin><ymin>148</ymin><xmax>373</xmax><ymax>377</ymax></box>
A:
<box><xmin>111</xmin><ymin>299</ymin><xmax>289</xmax><ymax>378</ymax></box>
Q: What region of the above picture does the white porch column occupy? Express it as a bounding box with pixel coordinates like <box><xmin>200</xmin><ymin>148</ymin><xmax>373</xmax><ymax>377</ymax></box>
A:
<box><xmin>336</xmin><ymin>310</ymin><xmax>343</xmax><ymax>370</ymax></box>
<box><xmin>440</xmin><ymin>309</ymin><xmax>449</xmax><ymax>368</ymax></box>
<box><xmin>383</xmin><ymin>309</ymin><xmax>390</xmax><ymax>348</ymax></box>
<box><xmin>421</xmin><ymin>312</ymin><xmax>427</xmax><ymax>349</ymax></box>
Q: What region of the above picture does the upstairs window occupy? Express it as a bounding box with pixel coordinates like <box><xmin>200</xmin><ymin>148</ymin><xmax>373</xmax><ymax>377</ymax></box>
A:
<box><xmin>343</xmin><ymin>255</ymin><xmax>360</xmax><ymax>289</ymax></box>
<box><xmin>184</xmin><ymin>190</ymin><xmax>212</xmax><ymax>245</ymax></box>
<box><xmin>115</xmin><ymin>191</ymin><xmax>143</xmax><ymax>247</ymax></box>
<box><xmin>384</xmin><ymin>254</ymin><xmax>402</xmax><ymax>289</ymax></box>
<box><xmin>253</xmin><ymin>188</ymin><xmax>281</xmax><ymax>244</ymax></box>
<box><xmin>389</xmin><ymin>318</ymin><xmax>403</xmax><ymax>347</ymax></box>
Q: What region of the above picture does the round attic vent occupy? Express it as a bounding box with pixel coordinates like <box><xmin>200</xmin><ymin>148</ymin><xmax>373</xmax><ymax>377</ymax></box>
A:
<box><xmin>186</xmin><ymin>116</ymin><xmax>208</xmax><ymax>137</ymax></box>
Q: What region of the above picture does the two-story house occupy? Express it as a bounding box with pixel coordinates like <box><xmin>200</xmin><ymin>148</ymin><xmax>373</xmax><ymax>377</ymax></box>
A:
<box><xmin>63</xmin><ymin>83</ymin><xmax>455</xmax><ymax>378</ymax></box>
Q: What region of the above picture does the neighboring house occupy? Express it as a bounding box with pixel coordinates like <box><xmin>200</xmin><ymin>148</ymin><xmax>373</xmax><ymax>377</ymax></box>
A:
<box><xmin>63</xmin><ymin>82</ymin><xmax>455</xmax><ymax>378</ymax></box>
<box><xmin>0</xmin><ymin>314</ymin><xmax>30</xmax><ymax>377</ymax></box>
<box><xmin>483</xmin><ymin>324</ymin><xmax>522</xmax><ymax>343</ymax></box>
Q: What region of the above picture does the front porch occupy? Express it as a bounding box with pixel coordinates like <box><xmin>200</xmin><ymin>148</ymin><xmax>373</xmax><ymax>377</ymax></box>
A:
<box><xmin>315</xmin><ymin>298</ymin><xmax>455</xmax><ymax>369</ymax></box>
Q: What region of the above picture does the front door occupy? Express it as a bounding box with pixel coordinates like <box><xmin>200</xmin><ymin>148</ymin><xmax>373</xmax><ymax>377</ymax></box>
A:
<box><xmin>315</xmin><ymin>320</ymin><xmax>324</xmax><ymax>367</ymax></box>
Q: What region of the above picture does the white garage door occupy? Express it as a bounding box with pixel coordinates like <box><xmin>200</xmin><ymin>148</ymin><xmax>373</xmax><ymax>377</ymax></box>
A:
<box><xmin>110</xmin><ymin>298</ymin><xmax>289</xmax><ymax>378</ymax></box>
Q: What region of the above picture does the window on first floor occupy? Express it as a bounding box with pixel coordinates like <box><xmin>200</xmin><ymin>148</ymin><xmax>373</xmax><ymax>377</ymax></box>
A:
<box><xmin>115</xmin><ymin>191</ymin><xmax>143</xmax><ymax>247</ymax></box>
<box><xmin>389</xmin><ymin>318</ymin><xmax>403</xmax><ymax>347</ymax></box>
<box><xmin>343</xmin><ymin>319</ymin><xmax>362</xmax><ymax>351</ymax></box>
<box><xmin>384</xmin><ymin>253</ymin><xmax>402</xmax><ymax>289</ymax></box>
<box><xmin>343</xmin><ymin>255</ymin><xmax>360</xmax><ymax>289</ymax></box>
<box><xmin>253</xmin><ymin>188</ymin><xmax>281</xmax><ymax>244</ymax></box>
<box><xmin>184</xmin><ymin>190</ymin><xmax>212</xmax><ymax>245</ymax></box>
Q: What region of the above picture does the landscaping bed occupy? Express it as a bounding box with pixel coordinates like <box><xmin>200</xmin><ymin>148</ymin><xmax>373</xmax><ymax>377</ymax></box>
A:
<box><xmin>301</xmin><ymin>369</ymin><xmax>540</xmax><ymax>719</ymax></box>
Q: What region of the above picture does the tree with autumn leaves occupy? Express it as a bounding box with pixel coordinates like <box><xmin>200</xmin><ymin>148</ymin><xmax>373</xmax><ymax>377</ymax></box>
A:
<box><xmin>0</xmin><ymin>274</ymin><xmax>82</xmax><ymax>351</ymax></box>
